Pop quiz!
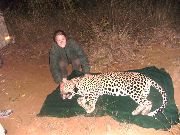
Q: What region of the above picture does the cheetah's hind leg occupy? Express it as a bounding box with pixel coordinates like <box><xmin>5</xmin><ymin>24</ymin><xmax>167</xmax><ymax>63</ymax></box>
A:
<box><xmin>132</xmin><ymin>104</ymin><xmax>146</xmax><ymax>115</ymax></box>
<box><xmin>132</xmin><ymin>87</ymin><xmax>152</xmax><ymax>116</ymax></box>
<box><xmin>141</xmin><ymin>101</ymin><xmax>152</xmax><ymax>115</ymax></box>
<box><xmin>132</xmin><ymin>100</ymin><xmax>152</xmax><ymax>116</ymax></box>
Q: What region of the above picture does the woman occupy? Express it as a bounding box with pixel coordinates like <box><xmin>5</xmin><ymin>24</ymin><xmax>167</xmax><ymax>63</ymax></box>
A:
<box><xmin>49</xmin><ymin>30</ymin><xmax>90</xmax><ymax>84</ymax></box>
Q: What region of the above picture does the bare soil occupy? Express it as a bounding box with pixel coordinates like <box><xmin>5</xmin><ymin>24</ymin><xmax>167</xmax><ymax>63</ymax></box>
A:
<box><xmin>0</xmin><ymin>41</ymin><xmax>180</xmax><ymax>135</ymax></box>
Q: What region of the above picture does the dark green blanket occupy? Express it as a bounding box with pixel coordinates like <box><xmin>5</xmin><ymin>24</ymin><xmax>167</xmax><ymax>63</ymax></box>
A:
<box><xmin>38</xmin><ymin>66</ymin><xmax>179</xmax><ymax>130</ymax></box>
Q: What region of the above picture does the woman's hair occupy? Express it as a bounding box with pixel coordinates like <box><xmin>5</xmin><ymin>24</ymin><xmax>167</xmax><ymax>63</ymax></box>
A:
<box><xmin>53</xmin><ymin>30</ymin><xmax>67</xmax><ymax>42</ymax></box>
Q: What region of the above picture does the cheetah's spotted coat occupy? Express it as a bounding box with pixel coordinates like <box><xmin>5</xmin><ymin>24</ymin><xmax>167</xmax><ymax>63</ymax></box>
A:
<box><xmin>60</xmin><ymin>72</ymin><xmax>168</xmax><ymax>117</ymax></box>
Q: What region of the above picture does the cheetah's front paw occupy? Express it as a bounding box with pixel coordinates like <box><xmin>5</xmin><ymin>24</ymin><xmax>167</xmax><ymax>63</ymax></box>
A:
<box><xmin>85</xmin><ymin>106</ymin><xmax>95</xmax><ymax>114</ymax></box>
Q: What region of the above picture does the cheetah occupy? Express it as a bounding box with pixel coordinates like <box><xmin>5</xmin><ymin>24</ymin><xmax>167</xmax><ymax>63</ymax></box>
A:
<box><xmin>60</xmin><ymin>72</ymin><xmax>168</xmax><ymax>117</ymax></box>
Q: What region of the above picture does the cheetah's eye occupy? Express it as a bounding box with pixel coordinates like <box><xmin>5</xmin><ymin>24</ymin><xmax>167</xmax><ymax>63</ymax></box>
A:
<box><xmin>67</xmin><ymin>92</ymin><xmax>71</xmax><ymax>95</ymax></box>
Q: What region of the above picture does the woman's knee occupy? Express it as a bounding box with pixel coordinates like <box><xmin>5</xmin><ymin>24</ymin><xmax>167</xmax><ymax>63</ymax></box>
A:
<box><xmin>72</xmin><ymin>59</ymin><xmax>81</xmax><ymax>70</ymax></box>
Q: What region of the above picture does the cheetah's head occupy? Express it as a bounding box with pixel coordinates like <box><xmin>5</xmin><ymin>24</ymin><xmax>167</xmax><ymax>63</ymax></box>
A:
<box><xmin>60</xmin><ymin>79</ymin><xmax>77</xmax><ymax>100</ymax></box>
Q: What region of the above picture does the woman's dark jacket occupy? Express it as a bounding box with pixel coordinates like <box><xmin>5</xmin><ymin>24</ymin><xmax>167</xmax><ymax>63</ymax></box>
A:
<box><xmin>49</xmin><ymin>38</ymin><xmax>90</xmax><ymax>84</ymax></box>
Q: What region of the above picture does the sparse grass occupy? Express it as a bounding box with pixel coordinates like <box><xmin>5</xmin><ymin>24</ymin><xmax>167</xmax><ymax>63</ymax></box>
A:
<box><xmin>3</xmin><ymin>0</ymin><xmax>179</xmax><ymax>67</ymax></box>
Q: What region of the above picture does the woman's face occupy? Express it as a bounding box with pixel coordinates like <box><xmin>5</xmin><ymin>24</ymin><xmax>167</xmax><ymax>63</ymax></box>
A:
<box><xmin>55</xmin><ymin>35</ymin><xmax>67</xmax><ymax>48</ymax></box>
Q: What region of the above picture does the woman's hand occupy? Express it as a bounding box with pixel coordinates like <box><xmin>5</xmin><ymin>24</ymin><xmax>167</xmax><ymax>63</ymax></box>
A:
<box><xmin>84</xmin><ymin>74</ymin><xmax>93</xmax><ymax>78</ymax></box>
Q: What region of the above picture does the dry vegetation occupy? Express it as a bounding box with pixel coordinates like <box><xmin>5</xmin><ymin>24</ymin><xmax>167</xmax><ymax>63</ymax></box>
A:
<box><xmin>3</xmin><ymin>0</ymin><xmax>179</xmax><ymax>65</ymax></box>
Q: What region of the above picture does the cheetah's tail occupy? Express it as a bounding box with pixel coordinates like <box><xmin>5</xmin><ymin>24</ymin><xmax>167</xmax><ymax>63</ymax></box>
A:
<box><xmin>147</xmin><ymin>80</ymin><xmax>168</xmax><ymax>117</ymax></box>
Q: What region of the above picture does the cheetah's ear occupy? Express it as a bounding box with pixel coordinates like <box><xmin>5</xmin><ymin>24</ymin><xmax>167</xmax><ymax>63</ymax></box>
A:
<box><xmin>71</xmin><ymin>78</ymin><xmax>78</xmax><ymax>84</ymax></box>
<box><xmin>62</xmin><ymin>78</ymin><xmax>68</xmax><ymax>83</ymax></box>
<box><xmin>59</xmin><ymin>83</ymin><xmax>64</xmax><ymax>91</ymax></box>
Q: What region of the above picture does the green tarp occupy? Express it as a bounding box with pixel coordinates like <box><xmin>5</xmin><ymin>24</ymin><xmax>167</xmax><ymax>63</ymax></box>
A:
<box><xmin>38</xmin><ymin>66</ymin><xmax>179</xmax><ymax>130</ymax></box>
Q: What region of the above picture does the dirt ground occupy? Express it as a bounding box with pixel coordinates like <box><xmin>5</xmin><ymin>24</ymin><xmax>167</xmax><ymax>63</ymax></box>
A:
<box><xmin>0</xmin><ymin>41</ymin><xmax>180</xmax><ymax>135</ymax></box>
